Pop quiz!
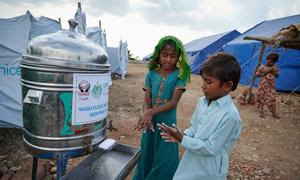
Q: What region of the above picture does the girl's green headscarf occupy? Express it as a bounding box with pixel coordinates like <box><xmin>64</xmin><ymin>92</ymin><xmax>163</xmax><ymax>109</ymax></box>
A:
<box><xmin>148</xmin><ymin>35</ymin><xmax>191</xmax><ymax>82</ymax></box>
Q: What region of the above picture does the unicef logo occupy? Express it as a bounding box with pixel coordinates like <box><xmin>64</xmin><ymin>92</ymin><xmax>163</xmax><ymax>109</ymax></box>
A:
<box><xmin>91</xmin><ymin>83</ymin><xmax>102</xmax><ymax>99</ymax></box>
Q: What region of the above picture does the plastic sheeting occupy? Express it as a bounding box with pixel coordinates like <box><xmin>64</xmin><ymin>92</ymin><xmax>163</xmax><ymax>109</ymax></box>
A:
<box><xmin>224</xmin><ymin>14</ymin><xmax>300</xmax><ymax>92</ymax></box>
<box><xmin>74</xmin><ymin>7</ymin><xmax>86</xmax><ymax>34</ymax></box>
<box><xmin>30</xmin><ymin>16</ymin><xmax>62</xmax><ymax>39</ymax></box>
<box><xmin>107</xmin><ymin>47</ymin><xmax>122</xmax><ymax>75</ymax></box>
<box><xmin>86</xmin><ymin>27</ymin><xmax>107</xmax><ymax>49</ymax></box>
<box><xmin>86</xmin><ymin>27</ymin><xmax>128</xmax><ymax>78</ymax></box>
<box><xmin>0</xmin><ymin>11</ymin><xmax>61</xmax><ymax>128</ymax></box>
<box><xmin>143</xmin><ymin>53</ymin><xmax>152</xmax><ymax>61</ymax></box>
<box><xmin>119</xmin><ymin>41</ymin><xmax>128</xmax><ymax>78</ymax></box>
<box><xmin>185</xmin><ymin>30</ymin><xmax>241</xmax><ymax>74</ymax></box>
<box><xmin>106</xmin><ymin>41</ymin><xmax>129</xmax><ymax>78</ymax></box>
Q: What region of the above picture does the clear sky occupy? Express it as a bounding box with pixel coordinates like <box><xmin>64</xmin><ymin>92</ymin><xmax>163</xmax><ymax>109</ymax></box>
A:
<box><xmin>0</xmin><ymin>0</ymin><xmax>299</xmax><ymax>59</ymax></box>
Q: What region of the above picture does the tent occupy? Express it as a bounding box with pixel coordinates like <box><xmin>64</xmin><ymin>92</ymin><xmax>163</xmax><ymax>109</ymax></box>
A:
<box><xmin>107</xmin><ymin>40</ymin><xmax>129</xmax><ymax>78</ymax></box>
<box><xmin>223</xmin><ymin>14</ymin><xmax>300</xmax><ymax>92</ymax></box>
<box><xmin>74</xmin><ymin>2</ymin><xmax>86</xmax><ymax>34</ymax></box>
<box><xmin>86</xmin><ymin>26</ymin><xmax>128</xmax><ymax>78</ymax></box>
<box><xmin>0</xmin><ymin>11</ymin><xmax>61</xmax><ymax>128</ymax></box>
<box><xmin>185</xmin><ymin>30</ymin><xmax>241</xmax><ymax>74</ymax></box>
<box><xmin>119</xmin><ymin>40</ymin><xmax>129</xmax><ymax>78</ymax></box>
<box><xmin>86</xmin><ymin>27</ymin><xmax>107</xmax><ymax>50</ymax></box>
<box><xmin>30</xmin><ymin>16</ymin><xmax>62</xmax><ymax>39</ymax></box>
<box><xmin>142</xmin><ymin>53</ymin><xmax>152</xmax><ymax>61</ymax></box>
<box><xmin>107</xmin><ymin>47</ymin><xmax>122</xmax><ymax>75</ymax></box>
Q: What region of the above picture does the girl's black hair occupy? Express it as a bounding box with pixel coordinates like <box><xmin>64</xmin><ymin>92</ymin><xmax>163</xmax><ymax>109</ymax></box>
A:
<box><xmin>267</xmin><ymin>53</ymin><xmax>279</xmax><ymax>63</ymax></box>
<box><xmin>200</xmin><ymin>52</ymin><xmax>241</xmax><ymax>91</ymax></box>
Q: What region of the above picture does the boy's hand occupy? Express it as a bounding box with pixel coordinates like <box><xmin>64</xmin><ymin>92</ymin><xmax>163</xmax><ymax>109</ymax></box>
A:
<box><xmin>157</xmin><ymin>123</ymin><xmax>183</xmax><ymax>143</ymax></box>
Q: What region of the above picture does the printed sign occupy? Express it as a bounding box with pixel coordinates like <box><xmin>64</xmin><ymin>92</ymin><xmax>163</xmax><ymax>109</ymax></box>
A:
<box><xmin>72</xmin><ymin>73</ymin><xmax>111</xmax><ymax>125</ymax></box>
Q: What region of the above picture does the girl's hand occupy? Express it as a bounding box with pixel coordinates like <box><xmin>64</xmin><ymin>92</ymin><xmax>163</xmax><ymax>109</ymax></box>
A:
<box><xmin>141</xmin><ymin>110</ymin><xmax>154</xmax><ymax>132</ymax></box>
<box><xmin>133</xmin><ymin>117</ymin><xmax>143</xmax><ymax>131</ymax></box>
<box><xmin>133</xmin><ymin>111</ymin><xmax>154</xmax><ymax>132</ymax></box>
<box><xmin>157</xmin><ymin>123</ymin><xmax>183</xmax><ymax>143</ymax></box>
<box><xmin>261</xmin><ymin>69</ymin><xmax>272</xmax><ymax>77</ymax></box>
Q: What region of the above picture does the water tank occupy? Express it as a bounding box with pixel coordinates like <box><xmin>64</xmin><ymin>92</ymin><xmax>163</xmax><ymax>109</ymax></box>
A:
<box><xmin>20</xmin><ymin>19</ymin><xmax>111</xmax><ymax>156</ymax></box>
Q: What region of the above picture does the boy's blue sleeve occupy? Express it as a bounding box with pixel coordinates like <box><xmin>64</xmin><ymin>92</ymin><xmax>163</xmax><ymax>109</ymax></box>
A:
<box><xmin>183</xmin><ymin>98</ymin><xmax>202</xmax><ymax>137</ymax></box>
<box><xmin>181</xmin><ymin>112</ymin><xmax>241</xmax><ymax>156</ymax></box>
<box><xmin>143</xmin><ymin>71</ymin><xmax>151</xmax><ymax>90</ymax></box>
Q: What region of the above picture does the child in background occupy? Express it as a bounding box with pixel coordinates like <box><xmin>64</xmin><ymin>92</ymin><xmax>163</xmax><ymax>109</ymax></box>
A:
<box><xmin>132</xmin><ymin>36</ymin><xmax>190</xmax><ymax>180</ymax></box>
<box><xmin>158</xmin><ymin>53</ymin><xmax>242</xmax><ymax>180</ymax></box>
<box><xmin>256</xmin><ymin>53</ymin><xmax>280</xmax><ymax>119</ymax></box>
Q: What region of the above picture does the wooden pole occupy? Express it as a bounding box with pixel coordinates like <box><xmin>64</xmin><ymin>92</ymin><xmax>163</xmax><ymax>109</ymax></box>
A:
<box><xmin>245</xmin><ymin>43</ymin><xmax>266</xmax><ymax>103</ymax></box>
<box><xmin>244</xmin><ymin>36</ymin><xmax>300</xmax><ymax>50</ymax></box>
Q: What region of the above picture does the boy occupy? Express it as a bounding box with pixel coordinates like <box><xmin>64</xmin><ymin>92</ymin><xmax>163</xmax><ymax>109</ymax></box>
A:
<box><xmin>158</xmin><ymin>52</ymin><xmax>242</xmax><ymax>180</ymax></box>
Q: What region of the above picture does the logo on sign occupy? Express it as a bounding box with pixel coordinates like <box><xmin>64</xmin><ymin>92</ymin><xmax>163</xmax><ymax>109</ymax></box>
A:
<box><xmin>78</xmin><ymin>80</ymin><xmax>90</xmax><ymax>100</ymax></box>
<box><xmin>91</xmin><ymin>83</ymin><xmax>102</xmax><ymax>99</ymax></box>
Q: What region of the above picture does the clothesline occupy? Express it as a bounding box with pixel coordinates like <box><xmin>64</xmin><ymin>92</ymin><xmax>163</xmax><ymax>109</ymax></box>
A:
<box><xmin>286</xmin><ymin>84</ymin><xmax>300</xmax><ymax>100</ymax></box>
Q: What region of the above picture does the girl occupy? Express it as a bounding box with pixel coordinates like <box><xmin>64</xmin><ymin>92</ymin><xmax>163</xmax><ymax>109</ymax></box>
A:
<box><xmin>256</xmin><ymin>53</ymin><xmax>280</xmax><ymax>119</ymax></box>
<box><xmin>132</xmin><ymin>36</ymin><xmax>190</xmax><ymax>180</ymax></box>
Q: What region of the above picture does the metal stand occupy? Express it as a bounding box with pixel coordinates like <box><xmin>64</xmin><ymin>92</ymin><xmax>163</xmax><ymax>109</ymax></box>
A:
<box><xmin>55</xmin><ymin>152</ymin><xmax>70</xmax><ymax>179</ymax></box>
<box><xmin>31</xmin><ymin>152</ymin><xmax>70</xmax><ymax>180</ymax></box>
<box><xmin>32</xmin><ymin>157</ymin><xmax>38</xmax><ymax>180</ymax></box>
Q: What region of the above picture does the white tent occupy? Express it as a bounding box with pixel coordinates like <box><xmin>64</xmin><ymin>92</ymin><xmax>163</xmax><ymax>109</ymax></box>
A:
<box><xmin>0</xmin><ymin>11</ymin><xmax>61</xmax><ymax>128</ymax></box>
<box><xmin>119</xmin><ymin>40</ymin><xmax>128</xmax><ymax>78</ymax></box>
<box><xmin>86</xmin><ymin>26</ymin><xmax>129</xmax><ymax>79</ymax></box>
<box><xmin>30</xmin><ymin>16</ymin><xmax>62</xmax><ymax>39</ymax></box>
<box><xmin>86</xmin><ymin>27</ymin><xmax>107</xmax><ymax>50</ymax></box>
<box><xmin>107</xmin><ymin>47</ymin><xmax>122</xmax><ymax>75</ymax></box>
<box><xmin>107</xmin><ymin>40</ymin><xmax>129</xmax><ymax>79</ymax></box>
<box><xmin>75</xmin><ymin>3</ymin><xmax>128</xmax><ymax>79</ymax></box>
<box><xmin>74</xmin><ymin>2</ymin><xmax>86</xmax><ymax>35</ymax></box>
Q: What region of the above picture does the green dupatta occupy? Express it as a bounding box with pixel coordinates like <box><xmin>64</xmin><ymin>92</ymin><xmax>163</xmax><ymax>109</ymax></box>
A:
<box><xmin>148</xmin><ymin>35</ymin><xmax>191</xmax><ymax>82</ymax></box>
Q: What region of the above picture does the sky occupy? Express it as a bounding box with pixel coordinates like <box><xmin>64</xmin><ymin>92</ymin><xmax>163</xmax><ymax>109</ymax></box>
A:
<box><xmin>0</xmin><ymin>0</ymin><xmax>299</xmax><ymax>59</ymax></box>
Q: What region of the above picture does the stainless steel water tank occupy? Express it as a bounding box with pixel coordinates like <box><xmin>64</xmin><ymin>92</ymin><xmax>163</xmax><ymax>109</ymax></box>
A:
<box><xmin>20</xmin><ymin>19</ymin><xmax>110</xmax><ymax>156</ymax></box>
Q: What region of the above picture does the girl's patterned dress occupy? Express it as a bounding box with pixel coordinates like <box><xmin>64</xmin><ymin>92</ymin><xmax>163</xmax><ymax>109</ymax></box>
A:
<box><xmin>133</xmin><ymin>68</ymin><xmax>187</xmax><ymax>180</ymax></box>
<box><xmin>256</xmin><ymin>64</ymin><xmax>279</xmax><ymax>114</ymax></box>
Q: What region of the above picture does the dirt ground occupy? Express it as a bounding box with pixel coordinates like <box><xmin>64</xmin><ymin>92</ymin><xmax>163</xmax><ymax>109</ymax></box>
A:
<box><xmin>0</xmin><ymin>60</ymin><xmax>300</xmax><ymax>180</ymax></box>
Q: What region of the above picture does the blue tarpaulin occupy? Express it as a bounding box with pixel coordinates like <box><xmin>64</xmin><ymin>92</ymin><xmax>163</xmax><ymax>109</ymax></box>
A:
<box><xmin>185</xmin><ymin>30</ymin><xmax>241</xmax><ymax>74</ymax></box>
<box><xmin>223</xmin><ymin>14</ymin><xmax>300</xmax><ymax>92</ymax></box>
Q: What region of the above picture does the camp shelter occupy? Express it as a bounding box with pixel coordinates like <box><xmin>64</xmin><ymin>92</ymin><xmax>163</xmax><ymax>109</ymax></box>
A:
<box><xmin>185</xmin><ymin>30</ymin><xmax>241</xmax><ymax>74</ymax></box>
<box><xmin>0</xmin><ymin>11</ymin><xmax>61</xmax><ymax>128</ymax></box>
<box><xmin>142</xmin><ymin>53</ymin><xmax>152</xmax><ymax>61</ymax></box>
<box><xmin>86</xmin><ymin>27</ymin><xmax>107</xmax><ymax>50</ymax></box>
<box><xmin>107</xmin><ymin>47</ymin><xmax>122</xmax><ymax>75</ymax></box>
<box><xmin>106</xmin><ymin>40</ymin><xmax>129</xmax><ymax>79</ymax></box>
<box><xmin>223</xmin><ymin>14</ymin><xmax>300</xmax><ymax>92</ymax></box>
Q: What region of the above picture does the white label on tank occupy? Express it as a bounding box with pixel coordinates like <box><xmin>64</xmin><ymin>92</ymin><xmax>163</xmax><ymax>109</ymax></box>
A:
<box><xmin>23</xmin><ymin>90</ymin><xmax>43</xmax><ymax>105</ymax></box>
<box><xmin>72</xmin><ymin>73</ymin><xmax>111</xmax><ymax>125</ymax></box>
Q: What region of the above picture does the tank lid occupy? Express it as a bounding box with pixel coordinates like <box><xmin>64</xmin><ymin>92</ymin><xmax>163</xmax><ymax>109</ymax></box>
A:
<box><xmin>23</xmin><ymin>19</ymin><xmax>109</xmax><ymax>70</ymax></box>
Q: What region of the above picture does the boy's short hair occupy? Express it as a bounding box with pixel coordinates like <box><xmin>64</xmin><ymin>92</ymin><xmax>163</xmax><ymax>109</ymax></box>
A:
<box><xmin>266</xmin><ymin>53</ymin><xmax>279</xmax><ymax>63</ymax></box>
<box><xmin>200</xmin><ymin>52</ymin><xmax>241</xmax><ymax>91</ymax></box>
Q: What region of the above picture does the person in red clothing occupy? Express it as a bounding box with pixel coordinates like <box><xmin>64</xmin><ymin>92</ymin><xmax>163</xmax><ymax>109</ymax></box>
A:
<box><xmin>256</xmin><ymin>53</ymin><xmax>280</xmax><ymax>119</ymax></box>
